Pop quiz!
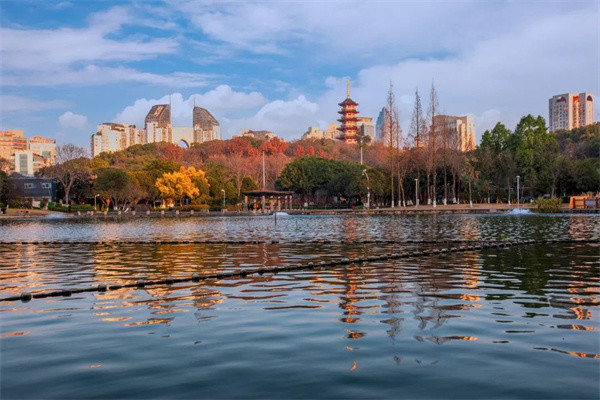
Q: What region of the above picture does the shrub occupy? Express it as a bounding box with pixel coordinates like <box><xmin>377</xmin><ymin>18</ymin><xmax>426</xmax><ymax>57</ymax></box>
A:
<box><xmin>70</xmin><ymin>204</ymin><xmax>94</xmax><ymax>211</ymax></box>
<box><xmin>48</xmin><ymin>203</ymin><xmax>94</xmax><ymax>212</ymax></box>
<box><xmin>533</xmin><ymin>196</ymin><xmax>562</xmax><ymax>213</ymax></box>
<box><xmin>39</xmin><ymin>199</ymin><xmax>48</xmax><ymax>209</ymax></box>
<box><xmin>8</xmin><ymin>197</ymin><xmax>31</xmax><ymax>209</ymax></box>
<box><xmin>174</xmin><ymin>204</ymin><xmax>210</xmax><ymax>212</ymax></box>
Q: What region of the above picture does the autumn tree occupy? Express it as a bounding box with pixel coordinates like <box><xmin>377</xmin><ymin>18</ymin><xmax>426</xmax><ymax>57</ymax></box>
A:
<box><xmin>155</xmin><ymin>166</ymin><xmax>209</xmax><ymax>206</ymax></box>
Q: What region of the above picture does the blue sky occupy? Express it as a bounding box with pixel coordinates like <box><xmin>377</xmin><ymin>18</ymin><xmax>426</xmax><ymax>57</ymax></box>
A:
<box><xmin>1</xmin><ymin>0</ymin><xmax>598</xmax><ymax>150</ymax></box>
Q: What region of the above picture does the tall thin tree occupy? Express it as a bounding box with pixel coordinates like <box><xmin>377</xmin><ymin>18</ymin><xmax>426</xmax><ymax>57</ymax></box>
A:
<box><xmin>409</xmin><ymin>88</ymin><xmax>426</xmax><ymax>203</ymax></box>
<box><xmin>385</xmin><ymin>82</ymin><xmax>396</xmax><ymax>207</ymax></box>
<box><xmin>426</xmin><ymin>82</ymin><xmax>440</xmax><ymax>206</ymax></box>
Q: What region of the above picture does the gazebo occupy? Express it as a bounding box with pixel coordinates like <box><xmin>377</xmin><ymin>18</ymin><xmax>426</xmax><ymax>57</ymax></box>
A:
<box><xmin>242</xmin><ymin>190</ymin><xmax>295</xmax><ymax>213</ymax></box>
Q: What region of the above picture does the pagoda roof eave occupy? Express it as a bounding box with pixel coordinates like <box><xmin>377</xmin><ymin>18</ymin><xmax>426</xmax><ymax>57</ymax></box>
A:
<box><xmin>338</xmin><ymin>98</ymin><xmax>358</xmax><ymax>106</ymax></box>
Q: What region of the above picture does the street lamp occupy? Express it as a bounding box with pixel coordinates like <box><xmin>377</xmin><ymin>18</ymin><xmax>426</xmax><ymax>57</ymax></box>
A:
<box><xmin>516</xmin><ymin>175</ymin><xmax>520</xmax><ymax>208</ymax></box>
<box><xmin>414</xmin><ymin>178</ymin><xmax>419</xmax><ymax>207</ymax></box>
<box><xmin>94</xmin><ymin>194</ymin><xmax>99</xmax><ymax>211</ymax></box>
<box><xmin>362</xmin><ymin>169</ymin><xmax>370</xmax><ymax>209</ymax></box>
<box><xmin>221</xmin><ymin>189</ymin><xmax>226</xmax><ymax>209</ymax></box>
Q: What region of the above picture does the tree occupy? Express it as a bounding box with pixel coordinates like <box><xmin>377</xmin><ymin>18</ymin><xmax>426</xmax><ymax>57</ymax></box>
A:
<box><xmin>408</xmin><ymin>88</ymin><xmax>426</xmax><ymax>202</ymax></box>
<box><xmin>409</xmin><ymin>88</ymin><xmax>426</xmax><ymax>148</ymax></box>
<box><xmin>480</xmin><ymin>123</ymin><xmax>511</xmax><ymax>154</ymax></box>
<box><xmin>56</xmin><ymin>144</ymin><xmax>88</xmax><ymax>164</ymax></box>
<box><xmin>0</xmin><ymin>170</ymin><xmax>13</xmax><ymax>205</ymax></box>
<box><xmin>42</xmin><ymin>157</ymin><xmax>91</xmax><ymax>204</ymax></box>
<box><xmin>141</xmin><ymin>159</ymin><xmax>181</xmax><ymax>205</ymax></box>
<box><xmin>512</xmin><ymin>115</ymin><xmax>555</xmax><ymax>195</ymax></box>
<box><xmin>385</xmin><ymin>82</ymin><xmax>398</xmax><ymax>207</ymax></box>
<box><xmin>0</xmin><ymin>157</ymin><xmax>9</xmax><ymax>173</ymax></box>
<box><xmin>426</xmin><ymin>82</ymin><xmax>440</xmax><ymax>205</ymax></box>
<box><xmin>94</xmin><ymin>168</ymin><xmax>131</xmax><ymax>210</ymax></box>
<box><xmin>155</xmin><ymin>166</ymin><xmax>209</xmax><ymax>206</ymax></box>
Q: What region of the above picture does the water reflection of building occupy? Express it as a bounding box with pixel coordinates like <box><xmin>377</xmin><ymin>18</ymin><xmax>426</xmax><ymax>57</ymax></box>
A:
<box><xmin>0</xmin><ymin>243</ymin><xmax>62</xmax><ymax>296</ymax></box>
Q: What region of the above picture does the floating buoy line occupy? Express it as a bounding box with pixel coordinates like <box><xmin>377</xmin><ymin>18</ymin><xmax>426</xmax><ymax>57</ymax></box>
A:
<box><xmin>2</xmin><ymin>238</ymin><xmax>597</xmax><ymax>303</ymax></box>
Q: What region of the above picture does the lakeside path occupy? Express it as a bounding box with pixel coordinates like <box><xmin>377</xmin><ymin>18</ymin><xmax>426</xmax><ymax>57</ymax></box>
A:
<box><xmin>0</xmin><ymin>203</ymin><xmax>554</xmax><ymax>220</ymax></box>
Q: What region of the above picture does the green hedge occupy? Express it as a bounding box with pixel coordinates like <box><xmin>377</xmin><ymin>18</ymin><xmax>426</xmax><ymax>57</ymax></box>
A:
<box><xmin>48</xmin><ymin>203</ymin><xmax>95</xmax><ymax>212</ymax></box>
<box><xmin>174</xmin><ymin>204</ymin><xmax>210</xmax><ymax>211</ymax></box>
<box><xmin>533</xmin><ymin>197</ymin><xmax>562</xmax><ymax>213</ymax></box>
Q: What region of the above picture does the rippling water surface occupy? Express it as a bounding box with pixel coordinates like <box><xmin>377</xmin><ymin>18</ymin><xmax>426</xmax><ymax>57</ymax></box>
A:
<box><xmin>1</xmin><ymin>214</ymin><xmax>599</xmax><ymax>399</ymax></box>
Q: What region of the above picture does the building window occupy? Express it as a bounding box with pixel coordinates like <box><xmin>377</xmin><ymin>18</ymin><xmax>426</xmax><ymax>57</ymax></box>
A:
<box><xmin>24</xmin><ymin>183</ymin><xmax>34</xmax><ymax>189</ymax></box>
<box><xmin>19</xmin><ymin>154</ymin><xmax>28</xmax><ymax>172</ymax></box>
<box><xmin>41</xmin><ymin>183</ymin><xmax>51</xmax><ymax>189</ymax></box>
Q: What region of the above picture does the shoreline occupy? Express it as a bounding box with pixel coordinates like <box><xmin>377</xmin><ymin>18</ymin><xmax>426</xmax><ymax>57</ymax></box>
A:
<box><xmin>1</xmin><ymin>203</ymin><xmax>592</xmax><ymax>220</ymax></box>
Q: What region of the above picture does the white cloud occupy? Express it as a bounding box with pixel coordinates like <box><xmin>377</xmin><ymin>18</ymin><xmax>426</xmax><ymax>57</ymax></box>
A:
<box><xmin>173</xmin><ymin>1</ymin><xmax>591</xmax><ymax>62</ymax></box>
<box><xmin>0</xmin><ymin>95</ymin><xmax>67</xmax><ymax>113</ymax></box>
<box><xmin>58</xmin><ymin>111</ymin><xmax>88</xmax><ymax>129</ymax></box>
<box><xmin>1</xmin><ymin>6</ymin><xmax>176</xmax><ymax>71</ymax></box>
<box><xmin>114</xmin><ymin>89</ymin><xmax>318</xmax><ymax>140</ymax></box>
<box><xmin>226</xmin><ymin>95</ymin><xmax>319</xmax><ymax>138</ymax></box>
<box><xmin>3</xmin><ymin>65</ymin><xmax>214</xmax><ymax>87</ymax></box>
<box><xmin>0</xmin><ymin>6</ymin><xmax>190</xmax><ymax>88</ymax></box>
<box><xmin>115</xmin><ymin>86</ymin><xmax>267</xmax><ymax>128</ymax></box>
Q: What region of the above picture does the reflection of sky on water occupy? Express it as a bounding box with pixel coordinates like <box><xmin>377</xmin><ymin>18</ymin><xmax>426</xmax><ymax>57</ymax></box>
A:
<box><xmin>0</xmin><ymin>215</ymin><xmax>599</xmax><ymax>398</ymax></box>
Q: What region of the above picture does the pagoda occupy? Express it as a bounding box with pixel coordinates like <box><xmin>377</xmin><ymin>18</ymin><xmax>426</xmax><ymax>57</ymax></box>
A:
<box><xmin>337</xmin><ymin>79</ymin><xmax>359</xmax><ymax>144</ymax></box>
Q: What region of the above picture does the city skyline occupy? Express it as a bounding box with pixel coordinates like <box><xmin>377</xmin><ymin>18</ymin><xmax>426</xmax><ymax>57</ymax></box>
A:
<box><xmin>0</xmin><ymin>1</ymin><xmax>598</xmax><ymax>148</ymax></box>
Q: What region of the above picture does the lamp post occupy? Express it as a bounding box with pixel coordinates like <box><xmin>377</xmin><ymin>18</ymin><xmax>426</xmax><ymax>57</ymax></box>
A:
<box><xmin>221</xmin><ymin>189</ymin><xmax>226</xmax><ymax>209</ymax></box>
<box><xmin>516</xmin><ymin>175</ymin><xmax>520</xmax><ymax>208</ymax></box>
<box><xmin>362</xmin><ymin>169</ymin><xmax>370</xmax><ymax>209</ymax></box>
<box><xmin>94</xmin><ymin>194</ymin><xmax>99</xmax><ymax>211</ymax></box>
<box><xmin>414</xmin><ymin>178</ymin><xmax>419</xmax><ymax>207</ymax></box>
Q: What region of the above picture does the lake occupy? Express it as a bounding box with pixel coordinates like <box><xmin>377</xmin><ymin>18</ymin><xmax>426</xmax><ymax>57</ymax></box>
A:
<box><xmin>1</xmin><ymin>214</ymin><xmax>598</xmax><ymax>399</ymax></box>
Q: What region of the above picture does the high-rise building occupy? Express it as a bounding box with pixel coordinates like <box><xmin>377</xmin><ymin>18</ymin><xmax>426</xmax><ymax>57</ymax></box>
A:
<box><xmin>301</xmin><ymin>124</ymin><xmax>340</xmax><ymax>140</ymax></box>
<box><xmin>1</xmin><ymin>130</ymin><xmax>56</xmax><ymax>174</ymax></box>
<box><xmin>28</xmin><ymin>136</ymin><xmax>56</xmax><ymax>166</ymax></box>
<box><xmin>90</xmin><ymin>104</ymin><xmax>222</xmax><ymax>156</ymax></box>
<box><xmin>376</xmin><ymin>108</ymin><xmax>390</xmax><ymax>143</ymax></box>
<box><xmin>91</xmin><ymin>123</ymin><xmax>143</xmax><ymax>157</ymax></box>
<box><xmin>337</xmin><ymin>80</ymin><xmax>359</xmax><ymax>144</ymax></box>
<box><xmin>548</xmin><ymin>93</ymin><xmax>594</xmax><ymax>132</ymax></box>
<box><xmin>356</xmin><ymin>117</ymin><xmax>375</xmax><ymax>142</ymax></box>
<box><xmin>193</xmin><ymin>106</ymin><xmax>221</xmax><ymax>142</ymax></box>
<box><xmin>433</xmin><ymin>115</ymin><xmax>476</xmax><ymax>152</ymax></box>
<box><xmin>145</xmin><ymin>104</ymin><xmax>171</xmax><ymax>143</ymax></box>
<box><xmin>0</xmin><ymin>130</ymin><xmax>27</xmax><ymax>164</ymax></box>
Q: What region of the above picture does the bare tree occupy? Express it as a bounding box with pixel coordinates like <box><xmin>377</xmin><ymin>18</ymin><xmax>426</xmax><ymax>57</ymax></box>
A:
<box><xmin>394</xmin><ymin>110</ymin><xmax>406</xmax><ymax>206</ymax></box>
<box><xmin>426</xmin><ymin>82</ymin><xmax>440</xmax><ymax>206</ymax></box>
<box><xmin>42</xmin><ymin>144</ymin><xmax>90</xmax><ymax>204</ymax></box>
<box><xmin>440</xmin><ymin>116</ymin><xmax>450</xmax><ymax>205</ymax></box>
<box><xmin>56</xmin><ymin>144</ymin><xmax>89</xmax><ymax>164</ymax></box>
<box><xmin>409</xmin><ymin>88</ymin><xmax>426</xmax><ymax>148</ymax></box>
<box><xmin>43</xmin><ymin>158</ymin><xmax>91</xmax><ymax>204</ymax></box>
<box><xmin>385</xmin><ymin>82</ymin><xmax>397</xmax><ymax>207</ymax></box>
<box><xmin>409</xmin><ymin>88</ymin><xmax>426</xmax><ymax>203</ymax></box>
